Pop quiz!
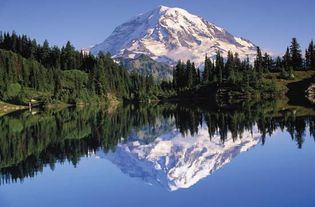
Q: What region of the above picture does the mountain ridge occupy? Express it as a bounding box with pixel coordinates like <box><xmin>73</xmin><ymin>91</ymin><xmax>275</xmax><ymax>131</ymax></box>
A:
<box><xmin>91</xmin><ymin>5</ymin><xmax>257</xmax><ymax>67</ymax></box>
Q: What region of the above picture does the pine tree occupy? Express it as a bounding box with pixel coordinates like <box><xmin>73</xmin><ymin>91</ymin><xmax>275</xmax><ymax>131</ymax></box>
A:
<box><xmin>197</xmin><ymin>68</ymin><xmax>201</xmax><ymax>84</ymax></box>
<box><xmin>173</xmin><ymin>60</ymin><xmax>184</xmax><ymax>90</ymax></box>
<box><xmin>186</xmin><ymin>60</ymin><xmax>193</xmax><ymax>88</ymax></box>
<box><xmin>305</xmin><ymin>49</ymin><xmax>311</xmax><ymax>69</ymax></box>
<box><xmin>275</xmin><ymin>56</ymin><xmax>283</xmax><ymax>71</ymax></box>
<box><xmin>244</xmin><ymin>56</ymin><xmax>251</xmax><ymax>88</ymax></box>
<box><xmin>11</xmin><ymin>31</ymin><xmax>17</xmax><ymax>53</ymax></box>
<box><xmin>172</xmin><ymin>63</ymin><xmax>178</xmax><ymax>89</ymax></box>
<box><xmin>254</xmin><ymin>47</ymin><xmax>263</xmax><ymax>79</ymax></box>
<box><xmin>306</xmin><ymin>40</ymin><xmax>315</xmax><ymax>69</ymax></box>
<box><xmin>234</xmin><ymin>52</ymin><xmax>241</xmax><ymax>70</ymax></box>
<box><xmin>262</xmin><ymin>52</ymin><xmax>272</xmax><ymax>72</ymax></box>
<box><xmin>0</xmin><ymin>31</ymin><xmax>3</xmax><ymax>45</ymax></box>
<box><xmin>225</xmin><ymin>51</ymin><xmax>234</xmax><ymax>80</ymax></box>
<box><xmin>61</xmin><ymin>41</ymin><xmax>76</xmax><ymax>70</ymax></box>
<box><xmin>191</xmin><ymin>62</ymin><xmax>198</xmax><ymax>86</ymax></box>
<box><xmin>203</xmin><ymin>55</ymin><xmax>212</xmax><ymax>83</ymax></box>
<box><xmin>215</xmin><ymin>51</ymin><xmax>224</xmax><ymax>84</ymax></box>
<box><xmin>50</xmin><ymin>46</ymin><xmax>61</xmax><ymax>68</ymax></box>
<box><xmin>41</xmin><ymin>40</ymin><xmax>50</xmax><ymax>67</ymax></box>
<box><xmin>283</xmin><ymin>47</ymin><xmax>291</xmax><ymax>68</ymax></box>
<box><xmin>290</xmin><ymin>38</ymin><xmax>303</xmax><ymax>69</ymax></box>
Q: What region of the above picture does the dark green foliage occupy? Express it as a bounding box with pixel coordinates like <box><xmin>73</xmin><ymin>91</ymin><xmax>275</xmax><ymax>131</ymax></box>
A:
<box><xmin>202</xmin><ymin>55</ymin><xmax>213</xmax><ymax>83</ymax></box>
<box><xmin>215</xmin><ymin>51</ymin><xmax>224</xmax><ymax>84</ymax></box>
<box><xmin>290</xmin><ymin>38</ymin><xmax>303</xmax><ymax>69</ymax></box>
<box><xmin>305</xmin><ymin>40</ymin><xmax>315</xmax><ymax>69</ymax></box>
<box><xmin>173</xmin><ymin>48</ymin><xmax>277</xmax><ymax>98</ymax></box>
<box><xmin>171</xmin><ymin>38</ymin><xmax>315</xmax><ymax>100</ymax></box>
<box><xmin>172</xmin><ymin>60</ymin><xmax>201</xmax><ymax>91</ymax></box>
<box><xmin>262</xmin><ymin>52</ymin><xmax>273</xmax><ymax>72</ymax></box>
<box><xmin>283</xmin><ymin>47</ymin><xmax>291</xmax><ymax>68</ymax></box>
<box><xmin>0</xmin><ymin>32</ymin><xmax>161</xmax><ymax>104</ymax></box>
<box><xmin>1</xmin><ymin>32</ymin><xmax>314</xmax><ymax>104</ymax></box>
<box><xmin>0</xmin><ymin>49</ymin><xmax>54</xmax><ymax>102</ymax></box>
<box><xmin>60</xmin><ymin>41</ymin><xmax>82</xmax><ymax>70</ymax></box>
<box><xmin>279</xmin><ymin>67</ymin><xmax>294</xmax><ymax>80</ymax></box>
<box><xmin>254</xmin><ymin>47</ymin><xmax>264</xmax><ymax>79</ymax></box>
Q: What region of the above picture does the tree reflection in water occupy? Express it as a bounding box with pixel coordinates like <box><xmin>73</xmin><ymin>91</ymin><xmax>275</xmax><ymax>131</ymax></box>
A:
<box><xmin>0</xmin><ymin>101</ymin><xmax>315</xmax><ymax>185</ymax></box>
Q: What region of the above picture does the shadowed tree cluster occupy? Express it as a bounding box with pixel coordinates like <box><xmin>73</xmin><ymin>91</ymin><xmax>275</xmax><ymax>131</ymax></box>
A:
<box><xmin>172</xmin><ymin>60</ymin><xmax>201</xmax><ymax>90</ymax></box>
<box><xmin>171</xmin><ymin>38</ymin><xmax>315</xmax><ymax>98</ymax></box>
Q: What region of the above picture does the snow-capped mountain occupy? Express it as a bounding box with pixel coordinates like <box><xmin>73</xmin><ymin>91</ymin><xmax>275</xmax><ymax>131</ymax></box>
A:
<box><xmin>97</xmin><ymin>123</ymin><xmax>262</xmax><ymax>191</ymax></box>
<box><xmin>91</xmin><ymin>5</ymin><xmax>257</xmax><ymax>67</ymax></box>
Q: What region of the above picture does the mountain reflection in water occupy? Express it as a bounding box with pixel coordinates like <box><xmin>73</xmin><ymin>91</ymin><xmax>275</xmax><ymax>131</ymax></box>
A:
<box><xmin>0</xmin><ymin>102</ymin><xmax>315</xmax><ymax>190</ymax></box>
<box><xmin>100</xmin><ymin>123</ymin><xmax>261</xmax><ymax>191</ymax></box>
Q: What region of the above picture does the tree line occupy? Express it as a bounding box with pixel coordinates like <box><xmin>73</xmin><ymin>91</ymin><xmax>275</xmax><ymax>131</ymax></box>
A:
<box><xmin>1</xmin><ymin>32</ymin><xmax>314</xmax><ymax>104</ymax></box>
<box><xmin>0</xmin><ymin>31</ymin><xmax>83</xmax><ymax>70</ymax></box>
<box><xmin>171</xmin><ymin>38</ymin><xmax>315</xmax><ymax>95</ymax></box>
<box><xmin>0</xmin><ymin>31</ymin><xmax>162</xmax><ymax>104</ymax></box>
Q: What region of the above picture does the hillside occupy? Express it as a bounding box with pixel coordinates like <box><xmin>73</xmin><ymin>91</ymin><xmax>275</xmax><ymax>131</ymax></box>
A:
<box><xmin>117</xmin><ymin>54</ymin><xmax>173</xmax><ymax>81</ymax></box>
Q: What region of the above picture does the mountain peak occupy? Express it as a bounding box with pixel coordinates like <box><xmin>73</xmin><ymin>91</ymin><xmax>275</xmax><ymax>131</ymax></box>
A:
<box><xmin>152</xmin><ymin>5</ymin><xmax>200</xmax><ymax>21</ymax></box>
<box><xmin>91</xmin><ymin>6</ymin><xmax>257</xmax><ymax>67</ymax></box>
<box><xmin>156</xmin><ymin>5</ymin><xmax>189</xmax><ymax>13</ymax></box>
<box><xmin>157</xmin><ymin>5</ymin><xmax>170</xmax><ymax>11</ymax></box>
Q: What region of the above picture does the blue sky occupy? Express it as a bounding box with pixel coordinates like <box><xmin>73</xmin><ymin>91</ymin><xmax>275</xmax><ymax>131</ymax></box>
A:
<box><xmin>0</xmin><ymin>0</ymin><xmax>314</xmax><ymax>55</ymax></box>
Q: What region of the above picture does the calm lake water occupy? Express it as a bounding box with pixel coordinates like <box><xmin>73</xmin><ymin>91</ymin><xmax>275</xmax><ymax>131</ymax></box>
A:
<box><xmin>0</xmin><ymin>103</ymin><xmax>315</xmax><ymax>207</ymax></box>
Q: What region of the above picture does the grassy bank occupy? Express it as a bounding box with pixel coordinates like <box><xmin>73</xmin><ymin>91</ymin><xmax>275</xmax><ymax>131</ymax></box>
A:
<box><xmin>263</xmin><ymin>70</ymin><xmax>315</xmax><ymax>93</ymax></box>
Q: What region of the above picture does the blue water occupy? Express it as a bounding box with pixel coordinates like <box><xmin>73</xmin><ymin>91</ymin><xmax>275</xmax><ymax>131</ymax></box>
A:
<box><xmin>1</xmin><ymin>129</ymin><xmax>315</xmax><ymax>207</ymax></box>
<box><xmin>1</xmin><ymin>105</ymin><xmax>315</xmax><ymax>207</ymax></box>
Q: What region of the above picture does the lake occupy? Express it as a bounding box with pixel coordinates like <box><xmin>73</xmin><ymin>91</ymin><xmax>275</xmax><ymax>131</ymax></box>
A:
<box><xmin>0</xmin><ymin>102</ymin><xmax>315</xmax><ymax>207</ymax></box>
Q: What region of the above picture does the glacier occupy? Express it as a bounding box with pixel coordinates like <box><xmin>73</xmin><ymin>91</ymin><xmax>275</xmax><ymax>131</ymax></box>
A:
<box><xmin>91</xmin><ymin>5</ymin><xmax>257</xmax><ymax>67</ymax></box>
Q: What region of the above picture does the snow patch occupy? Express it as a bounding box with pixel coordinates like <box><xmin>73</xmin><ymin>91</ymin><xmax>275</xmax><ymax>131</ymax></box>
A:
<box><xmin>91</xmin><ymin>5</ymin><xmax>257</xmax><ymax>68</ymax></box>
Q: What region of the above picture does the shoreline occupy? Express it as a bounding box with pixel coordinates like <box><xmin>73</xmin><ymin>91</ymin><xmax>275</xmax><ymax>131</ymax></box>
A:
<box><xmin>0</xmin><ymin>101</ymin><xmax>28</xmax><ymax>116</ymax></box>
